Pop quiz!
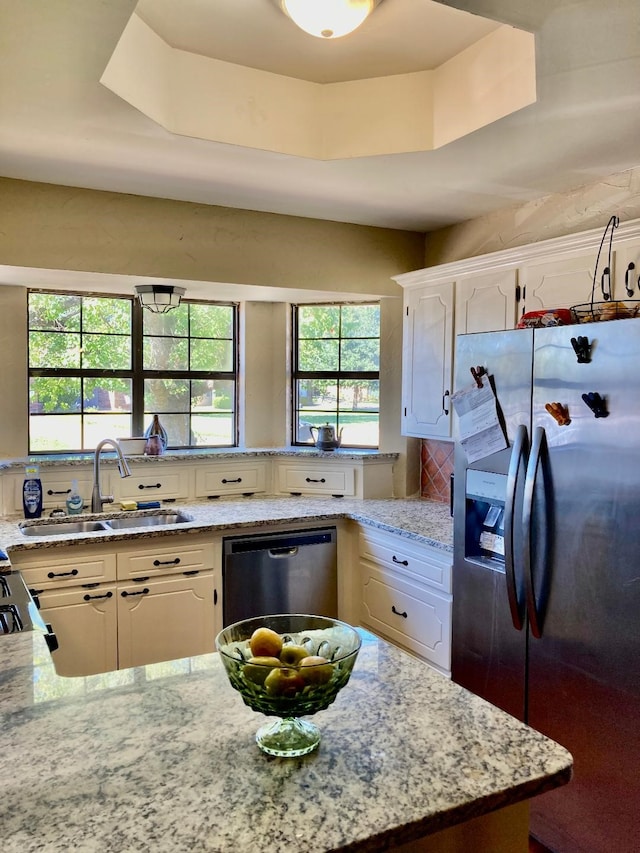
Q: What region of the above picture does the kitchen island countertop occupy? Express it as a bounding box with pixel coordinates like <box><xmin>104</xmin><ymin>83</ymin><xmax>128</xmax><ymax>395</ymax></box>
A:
<box><xmin>0</xmin><ymin>628</ymin><xmax>571</xmax><ymax>853</ymax></box>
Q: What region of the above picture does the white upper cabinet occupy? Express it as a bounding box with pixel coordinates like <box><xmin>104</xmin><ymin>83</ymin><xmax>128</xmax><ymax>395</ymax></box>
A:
<box><xmin>455</xmin><ymin>269</ymin><xmax>518</xmax><ymax>335</ymax></box>
<box><xmin>395</xmin><ymin>218</ymin><xmax>640</xmax><ymax>440</ymax></box>
<box><xmin>401</xmin><ymin>281</ymin><xmax>454</xmax><ymax>439</ymax></box>
<box><xmin>518</xmin><ymin>254</ymin><xmax>595</xmax><ymax>316</ymax></box>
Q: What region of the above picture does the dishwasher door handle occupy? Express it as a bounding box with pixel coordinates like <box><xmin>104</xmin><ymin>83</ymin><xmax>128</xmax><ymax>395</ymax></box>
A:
<box><xmin>269</xmin><ymin>546</ymin><xmax>299</xmax><ymax>558</ymax></box>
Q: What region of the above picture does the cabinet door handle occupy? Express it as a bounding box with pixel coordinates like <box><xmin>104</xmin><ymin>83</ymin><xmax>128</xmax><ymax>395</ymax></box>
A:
<box><xmin>306</xmin><ymin>477</ymin><xmax>326</xmax><ymax>483</ymax></box>
<box><xmin>47</xmin><ymin>569</ymin><xmax>79</xmax><ymax>579</ymax></box>
<box><xmin>121</xmin><ymin>588</ymin><xmax>149</xmax><ymax>597</ymax></box>
<box><xmin>47</xmin><ymin>488</ymin><xmax>71</xmax><ymax>496</ymax></box>
<box><xmin>391</xmin><ymin>605</ymin><xmax>408</xmax><ymax>619</ymax></box>
<box><xmin>442</xmin><ymin>390</ymin><xmax>450</xmax><ymax>416</ymax></box>
<box><xmin>392</xmin><ymin>555</ymin><xmax>408</xmax><ymax>566</ymax></box>
<box><xmin>138</xmin><ymin>483</ymin><xmax>162</xmax><ymax>490</ymax></box>
<box><xmin>222</xmin><ymin>477</ymin><xmax>242</xmax><ymax>484</ymax></box>
<box><xmin>132</xmin><ymin>576</ymin><xmax>150</xmax><ymax>583</ymax></box>
<box><xmin>182</xmin><ymin>570</ymin><xmax>200</xmax><ymax>576</ymax></box>
<box><xmin>83</xmin><ymin>591</ymin><xmax>113</xmax><ymax>601</ymax></box>
<box><xmin>153</xmin><ymin>558</ymin><xmax>181</xmax><ymax>567</ymax></box>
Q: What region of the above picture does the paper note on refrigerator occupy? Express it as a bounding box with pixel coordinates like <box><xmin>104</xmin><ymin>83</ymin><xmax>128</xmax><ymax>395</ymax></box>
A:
<box><xmin>451</xmin><ymin>380</ymin><xmax>508</xmax><ymax>463</ymax></box>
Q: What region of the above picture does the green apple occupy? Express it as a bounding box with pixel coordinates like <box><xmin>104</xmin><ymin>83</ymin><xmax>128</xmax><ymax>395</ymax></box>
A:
<box><xmin>279</xmin><ymin>644</ymin><xmax>309</xmax><ymax>666</ymax></box>
<box><xmin>264</xmin><ymin>666</ymin><xmax>305</xmax><ymax>698</ymax></box>
<box><xmin>249</xmin><ymin>627</ymin><xmax>283</xmax><ymax>659</ymax></box>
<box><xmin>243</xmin><ymin>656</ymin><xmax>282</xmax><ymax>686</ymax></box>
<box><xmin>299</xmin><ymin>656</ymin><xmax>334</xmax><ymax>685</ymax></box>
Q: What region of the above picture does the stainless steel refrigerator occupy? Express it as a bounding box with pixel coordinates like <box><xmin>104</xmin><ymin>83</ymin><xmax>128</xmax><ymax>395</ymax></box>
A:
<box><xmin>452</xmin><ymin>317</ymin><xmax>640</xmax><ymax>852</ymax></box>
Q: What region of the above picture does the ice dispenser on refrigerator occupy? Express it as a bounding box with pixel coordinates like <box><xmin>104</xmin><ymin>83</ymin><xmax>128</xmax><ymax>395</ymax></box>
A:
<box><xmin>464</xmin><ymin>469</ymin><xmax>506</xmax><ymax>565</ymax></box>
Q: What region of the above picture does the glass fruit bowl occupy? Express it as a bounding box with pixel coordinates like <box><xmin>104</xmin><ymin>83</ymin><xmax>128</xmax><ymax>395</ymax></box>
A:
<box><xmin>216</xmin><ymin>614</ymin><xmax>361</xmax><ymax>757</ymax></box>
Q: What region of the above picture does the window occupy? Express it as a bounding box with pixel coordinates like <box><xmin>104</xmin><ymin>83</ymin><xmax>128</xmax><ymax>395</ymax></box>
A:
<box><xmin>292</xmin><ymin>303</ymin><xmax>380</xmax><ymax>448</ymax></box>
<box><xmin>28</xmin><ymin>291</ymin><xmax>238</xmax><ymax>453</ymax></box>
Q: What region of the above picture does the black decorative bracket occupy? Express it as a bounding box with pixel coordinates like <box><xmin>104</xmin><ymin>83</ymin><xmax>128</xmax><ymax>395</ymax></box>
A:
<box><xmin>570</xmin><ymin>335</ymin><xmax>591</xmax><ymax>364</ymax></box>
<box><xmin>582</xmin><ymin>392</ymin><xmax>609</xmax><ymax>418</ymax></box>
<box><xmin>470</xmin><ymin>365</ymin><xmax>487</xmax><ymax>388</ymax></box>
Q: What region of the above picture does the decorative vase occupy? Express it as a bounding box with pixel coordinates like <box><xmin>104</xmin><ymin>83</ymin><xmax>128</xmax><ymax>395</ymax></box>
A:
<box><xmin>144</xmin><ymin>414</ymin><xmax>168</xmax><ymax>454</ymax></box>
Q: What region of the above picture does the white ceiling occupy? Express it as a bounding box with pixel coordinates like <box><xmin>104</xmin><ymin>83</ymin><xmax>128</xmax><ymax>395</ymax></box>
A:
<box><xmin>1</xmin><ymin>0</ymin><xmax>640</xmax><ymax>233</ymax></box>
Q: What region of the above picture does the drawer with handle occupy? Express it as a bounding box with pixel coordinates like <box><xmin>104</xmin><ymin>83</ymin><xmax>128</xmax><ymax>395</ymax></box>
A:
<box><xmin>112</xmin><ymin>468</ymin><xmax>190</xmax><ymax>502</ymax></box>
<box><xmin>116</xmin><ymin>541</ymin><xmax>215</xmax><ymax>580</ymax></box>
<box><xmin>14</xmin><ymin>550</ymin><xmax>117</xmax><ymax>590</ymax></box>
<box><xmin>195</xmin><ymin>463</ymin><xmax>266</xmax><ymax>498</ymax></box>
<box><xmin>358</xmin><ymin>529</ymin><xmax>451</xmax><ymax>594</ymax></box>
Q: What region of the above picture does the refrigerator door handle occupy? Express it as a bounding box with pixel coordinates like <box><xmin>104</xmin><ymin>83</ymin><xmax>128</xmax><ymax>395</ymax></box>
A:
<box><xmin>504</xmin><ymin>423</ymin><xmax>528</xmax><ymax>631</ymax></box>
<box><xmin>523</xmin><ymin>425</ymin><xmax>545</xmax><ymax>639</ymax></box>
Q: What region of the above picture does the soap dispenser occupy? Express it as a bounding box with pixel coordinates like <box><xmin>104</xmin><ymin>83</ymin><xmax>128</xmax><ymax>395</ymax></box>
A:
<box><xmin>66</xmin><ymin>480</ymin><xmax>84</xmax><ymax>515</ymax></box>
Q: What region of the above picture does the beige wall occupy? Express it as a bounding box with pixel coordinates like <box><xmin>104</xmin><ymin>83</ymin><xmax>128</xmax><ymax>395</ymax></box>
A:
<box><xmin>424</xmin><ymin>166</ymin><xmax>640</xmax><ymax>266</ymax></box>
<box><xmin>0</xmin><ymin>178</ymin><xmax>423</xmax><ymax>296</ymax></box>
<box><xmin>0</xmin><ymin>287</ymin><xmax>28</xmax><ymax>458</ymax></box>
<box><xmin>0</xmin><ymin>178</ymin><xmax>424</xmax><ymax>494</ymax></box>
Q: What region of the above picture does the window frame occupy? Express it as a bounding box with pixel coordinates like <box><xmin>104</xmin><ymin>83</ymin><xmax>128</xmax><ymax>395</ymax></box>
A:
<box><xmin>27</xmin><ymin>289</ymin><xmax>239</xmax><ymax>454</ymax></box>
<box><xmin>291</xmin><ymin>301</ymin><xmax>381</xmax><ymax>449</ymax></box>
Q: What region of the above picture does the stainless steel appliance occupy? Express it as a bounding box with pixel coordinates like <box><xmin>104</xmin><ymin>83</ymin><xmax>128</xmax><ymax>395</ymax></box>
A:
<box><xmin>0</xmin><ymin>570</ymin><xmax>58</xmax><ymax>651</ymax></box>
<box><xmin>452</xmin><ymin>317</ymin><xmax>640</xmax><ymax>853</ymax></box>
<box><xmin>222</xmin><ymin>527</ymin><xmax>338</xmax><ymax>626</ymax></box>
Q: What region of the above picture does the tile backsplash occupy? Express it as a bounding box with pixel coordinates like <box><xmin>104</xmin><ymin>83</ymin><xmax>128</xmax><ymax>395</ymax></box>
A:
<box><xmin>420</xmin><ymin>439</ymin><xmax>454</xmax><ymax>503</ymax></box>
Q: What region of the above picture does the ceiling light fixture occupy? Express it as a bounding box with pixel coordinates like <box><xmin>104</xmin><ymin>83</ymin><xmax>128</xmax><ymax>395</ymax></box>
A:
<box><xmin>135</xmin><ymin>284</ymin><xmax>185</xmax><ymax>314</ymax></box>
<box><xmin>275</xmin><ymin>0</ymin><xmax>384</xmax><ymax>40</ymax></box>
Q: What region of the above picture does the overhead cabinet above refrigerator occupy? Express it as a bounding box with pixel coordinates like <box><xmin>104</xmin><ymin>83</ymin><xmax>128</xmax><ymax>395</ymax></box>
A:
<box><xmin>452</xmin><ymin>317</ymin><xmax>640</xmax><ymax>853</ymax></box>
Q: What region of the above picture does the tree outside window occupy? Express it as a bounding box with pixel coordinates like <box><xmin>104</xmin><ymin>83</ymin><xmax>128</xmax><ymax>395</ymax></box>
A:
<box><xmin>292</xmin><ymin>303</ymin><xmax>380</xmax><ymax>448</ymax></box>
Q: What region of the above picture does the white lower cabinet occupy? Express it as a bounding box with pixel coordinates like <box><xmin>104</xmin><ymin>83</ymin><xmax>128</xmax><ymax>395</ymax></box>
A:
<box><xmin>117</xmin><ymin>571</ymin><xmax>215</xmax><ymax>669</ymax></box>
<box><xmin>37</xmin><ymin>583</ymin><xmax>118</xmax><ymax>677</ymax></box>
<box><xmin>358</xmin><ymin>528</ymin><xmax>452</xmax><ymax>675</ymax></box>
<box><xmin>194</xmin><ymin>461</ymin><xmax>267</xmax><ymax>498</ymax></box>
<box><xmin>15</xmin><ymin>535</ymin><xmax>218</xmax><ymax>676</ymax></box>
<box><xmin>276</xmin><ymin>462</ymin><xmax>355</xmax><ymax>496</ymax></box>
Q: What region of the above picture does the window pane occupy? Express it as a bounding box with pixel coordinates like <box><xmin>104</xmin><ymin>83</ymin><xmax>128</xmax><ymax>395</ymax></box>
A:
<box><xmin>339</xmin><ymin>379</ymin><xmax>379</xmax><ymax>410</ymax></box>
<box><xmin>84</xmin><ymin>379</ymin><xmax>131</xmax><ymax>412</ymax></box>
<box><xmin>143</xmin><ymin>336</ymin><xmax>188</xmax><ymax>370</ymax></box>
<box><xmin>83</xmin><ymin>297</ymin><xmax>131</xmax><ymax>334</ymax></box>
<box><xmin>30</xmin><ymin>415</ymin><xmax>82</xmax><ymax>452</ymax></box>
<box><xmin>192</xmin><ymin>413</ymin><xmax>234</xmax><ymax>445</ymax></box>
<box><xmin>190</xmin><ymin>304</ymin><xmax>233</xmax><ymax>338</ymax></box>
<box><xmin>192</xmin><ymin>379</ymin><xmax>234</xmax><ymax>413</ymax></box>
<box><xmin>143</xmin><ymin>305</ymin><xmax>189</xmax><ymax>337</ymax></box>
<box><xmin>82</xmin><ymin>333</ymin><xmax>131</xmax><ymax>370</ymax></box>
<box><xmin>84</xmin><ymin>414</ymin><xmax>132</xmax><ymax>447</ymax></box>
<box><xmin>298</xmin><ymin>305</ymin><xmax>340</xmax><ymax>338</ymax></box>
<box><xmin>340</xmin><ymin>339</ymin><xmax>380</xmax><ymax>371</ymax></box>
<box><xmin>337</xmin><ymin>412</ymin><xmax>379</xmax><ymax>447</ymax></box>
<box><xmin>298</xmin><ymin>339</ymin><xmax>339</xmax><ymax>371</ymax></box>
<box><xmin>29</xmin><ymin>293</ymin><xmax>81</xmax><ymax>332</ymax></box>
<box><xmin>30</xmin><ymin>377</ymin><xmax>81</xmax><ymax>414</ymax></box>
<box><xmin>341</xmin><ymin>304</ymin><xmax>380</xmax><ymax>337</ymax></box>
<box><xmin>30</xmin><ymin>331</ymin><xmax>80</xmax><ymax>369</ymax></box>
<box><xmin>190</xmin><ymin>338</ymin><xmax>232</xmax><ymax>371</ymax></box>
<box><xmin>144</xmin><ymin>379</ymin><xmax>190</xmax><ymax>412</ymax></box>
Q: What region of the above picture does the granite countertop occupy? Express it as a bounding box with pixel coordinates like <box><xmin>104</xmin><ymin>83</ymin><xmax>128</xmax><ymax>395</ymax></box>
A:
<box><xmin>0</xmin><ymin>496</ymin><xmax>454</xmax><ymax>568</ymax></box>
<box><xmin>0</xmin><ymin>448</ymin><xmax>399</xmax><ymax>470</ymax></box>
<box><xmin>0</xmin><ymin>629</ymin><xmax>572</xmax><ymax>853</ymax></box>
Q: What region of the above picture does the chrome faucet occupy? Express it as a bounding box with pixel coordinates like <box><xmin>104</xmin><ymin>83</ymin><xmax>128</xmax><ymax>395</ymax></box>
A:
<box><xmin>91</xmin><ymin>439</ymin><xmax>132</xmax><ymax>512</ymax></box>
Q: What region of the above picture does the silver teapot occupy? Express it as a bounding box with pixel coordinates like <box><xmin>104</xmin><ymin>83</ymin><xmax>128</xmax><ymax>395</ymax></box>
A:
<box><xmin>310</xmin><ymin>423</ymin><xmax>343</xmax><ymax>451</ymax></box>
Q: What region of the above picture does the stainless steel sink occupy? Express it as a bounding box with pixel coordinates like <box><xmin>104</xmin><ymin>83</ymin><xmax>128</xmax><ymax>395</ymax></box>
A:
<box><xmin>104</xmin><ymin>512</ymin><xmax>191</xmax><ymax>530</ymax></box>
<box><xmin>20</xmin><ymin>520</ymin><xmax>109</xmax><ymax>537</ymax></box>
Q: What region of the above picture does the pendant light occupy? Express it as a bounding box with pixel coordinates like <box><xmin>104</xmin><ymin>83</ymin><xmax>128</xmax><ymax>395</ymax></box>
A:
<box><xmin>276</xmin><ymin>0</ymin><xmax>383</xmax><ymax>40</ymax></box>
<box><xmin>135</xmin><ymin>284</ymin><xmax>185</xmax><ymax>314</ymax></box>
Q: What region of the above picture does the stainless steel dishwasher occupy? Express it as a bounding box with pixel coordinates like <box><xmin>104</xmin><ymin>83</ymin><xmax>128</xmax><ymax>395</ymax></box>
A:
<box><xmin>222</xmin><ymin>527</ymin><xmax>337</xmax><ymax>625</ymax></box>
